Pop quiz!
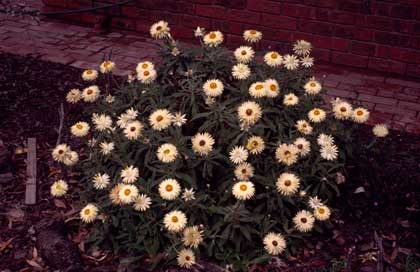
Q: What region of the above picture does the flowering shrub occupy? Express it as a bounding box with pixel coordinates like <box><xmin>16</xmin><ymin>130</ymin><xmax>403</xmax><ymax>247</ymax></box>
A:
<box><xmin>51</xmin><ymin>21</ymin><xmax>388</xmax><ymax>270</ymax></box>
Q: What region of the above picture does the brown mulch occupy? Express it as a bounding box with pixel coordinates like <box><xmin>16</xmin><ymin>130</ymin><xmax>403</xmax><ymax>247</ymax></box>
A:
<box><xmin>0</xmin><ymin>53</ymin><xmax>419</xmax><ymax>271</ymax></box>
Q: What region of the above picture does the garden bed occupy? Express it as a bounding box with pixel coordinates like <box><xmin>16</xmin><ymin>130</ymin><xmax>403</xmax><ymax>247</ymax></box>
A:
<box><xmin>0</xmin><ymin>53</ymin><xmax>419</xmax><ymax>271</ymax></box>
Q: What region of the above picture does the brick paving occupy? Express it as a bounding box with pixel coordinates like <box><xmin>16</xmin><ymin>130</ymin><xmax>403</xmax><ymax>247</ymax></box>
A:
<box><xmin>1</xmin><ymin>8</ymin><xmax>420</xmax><ymax>134</ymax></box>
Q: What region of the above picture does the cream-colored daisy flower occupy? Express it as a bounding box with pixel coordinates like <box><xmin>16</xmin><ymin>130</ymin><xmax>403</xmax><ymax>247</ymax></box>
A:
<box><xmin>301</xmin><ymin>55</ymin><xmax>314</xmax><ymax>68</ymax></box>
<box><xmin>149</xmin><ymin>109</ymin><xmax>173</xmax><ymax>131</ymax></box>
<box><xmin>203</xmin><ymin>79</ymin><xmax>224</xmax><ymax>97</ymax></box>
<box><xmin>121</xmin><ymin>165</ymin><xmax>139</xmax><ymax>184</ymax></box>
<box><xmin>276</xmin><ymin>172</ymin><xmax>300</xmax><ymax>196</ymax></box>
<box><xmin>150</xmin><ymin>20</ymin><xmax>170</xmax><ymax>39</ymax></box>
<box><xmin>293</xmin><ymin>210</ymin><xmax>315</xmax><ymax>232</ymax></box>
<box><xmin>293</xmin><ymin>40</ymin><xmax>312</xmax><ymax>56</ymax></box>
<box><xmin>294</xmin><ymin>137</ymin><xmax>311</xmax><ymax>157</ymax></box>
<box><xmin>82</xmin><ymin>69</ymin><xmax>98</xmax><ymax>81</ymax></box>
<box><xmin>118</xmin><ymin>184</ymin><xmax>139</xmax><ymax>204</ymax></box>
<box><xmin>264</xmin><ymin>51</ymin><xmax>282</xmax><ymax>67</ymax></box>
<box><xmin>92</xmin><ymin>173</ymin><xmax>110</xmax><ymax>190</ymax></box>
<box><xmin>243</xmin><ymin>29</ymin><xmax>262</xmax><ymax>43</ymax></box>
<box><xmin>136</xmin><ymin>61</ymin><xmax>155</xmax><ymax>74</ymax></box>
<box><xmin>52</xmin><ymin>144</ymin><xmax>70</xmax><ymax>162</ymax></box>
<box><xmin>82</xmin><ymin>85</ymin><xmax>100</xmax><ymax>102</ymax></box>
<box><xmin>191</xmin><ymin>132</ymin><xmax>215</xmax><ymax>156</ymax></box>
<box><xmin>232</xmin><ymin>63</ymin><xmax>251</xmax><ymax>80</ymax></box>
<box><xmin>92</xmin><ymin>113</ymin><xmax>112</xmax><ymax>131</ymax></box>
<box><xmin>163</xmin><ymin>210</ymin><xmax>188</xmax><ymax>232</ymax></box>
<box><xmin>232</xmin><ymin>181</ymin><xmax>255</xmax><ymax>200</ymax></box>
<box><xmin>295</xmin><ymin>120</ymin><xmax>313</xmax><ymax>135</ymax></box>
<box><xmin>249</xmin><ymin>82</ymin><xmax>266</xmax><ymax>98</ymax></box>
<box><xmin>133</xmin><ymin>194</ymin><xmax>152</xmax><ymax>212</ymax></box>
<box><xmin>320</xmin><ymin>144</ymin><xmax>339</xmax><ymax>161</ymax></box>
<box><xmin>182</xmin><ymin>188</ymin><xmax>196</xmax><ymax>201</ymax></box>
<box><xmin>317</xmin><ymin>133</ymin><xmax>335</xmax><ymax>146</ymax></box>
<box><xmin>314</xmin><ymin>205</ymin><xmax>331</xmax><ymax>221</ymax></box>
<box><xmin>109</xmin><ymin>183</ymin><xmax>124</xmax><ymax>205</ymax></box>
<box><xmin>237</xmin><ymin>101</ymin><xmax>262</xmax><ymax>126</ymax></box>
<box><xmin>123</xmin><ymin>121</ymin><xmax>144</xmax><ymax>141</ymax></box>
<box><xmin>234</xmin><ymin>46</ymin><xmax>255</xmax><ymax>63</ymax></box>
<box><xmin>333</xmin><ymin>101</ymin><xmax>353</xmax><ymax>120</ymax></box>
<box><xmin>308</xmin><ymin>196</ymin><xmax>323</xmax><ymax>209</ymax></box>
<box><xmin>80</xmin><ymin>203</ymin><xmax>99</xmax><ymax>223</ymax></box>
<box><xmin>182</xmin><ymin>226</ymin><xmax>204</xmax><ymax>248</ymax></box>
<box><xmin>158</xmin><ymin>178</ymin><xmax>181</xmax><ymax>200</ymax></box>
<box><xmin>372</xmin><ymin>123</ymin><xmax>389</xmax><ymax>138</ymax></box>
<box><xmin>352</xmin><ymin>107</ymin><xmax>370</xmax><ymax>123</ymax></box>
<box><xmin>177</xmin><ymin>248</ymin><xmax>195</xmax><ymax>269</ymax></box>
<box><xmin>100</xmin><ymin>141</ymin><xmax>114</xmax><ymax>155</ymax></box>
<box><xmin>99</xmin><ymin>60</ymin><xmax>115</xmax><ymax>74</ymax></box>
<box><xmin>275</xmin><ymin>144</ymin><xmax>299</xmax><ymax>166</ymax></box>
<box><xmin>137</xmin><ymin>68</ymin><xmax>157</xmax><ymax>84</ymax></box>
<box><xmin>50</xmin><ymin>179</ymin><xmax>68</xmax><ymax>197</ymax></box>
<box><xmin>63</xmin><ymin>150</ymin><xmax>78</xmax><ymax>166</ymax></box>
<box><xmin>308</xmin><ymin>108</ymin><xmax>326</xmax><ymax>123</ymax></box>
<box><xmin>172</xmin><ymin>112</ymin><xmax>187</xmax><ymax>127</ymax></box>
<box><xmin>66</xmin><ymin>88</ymin><xmax>81</xmax><ymax>104</ymax></box>
<box><xmin>263</xmin><ymin>232</ymin><xmax>286</xmax><ymax>255</ymax></box>
<box><xmin>283</xmin><ymin>54</ymin><xmax>299</xmax><ymax>70</ymax></box>
<box><xmin>304</xmin><ymin>79</ymin><xmax>322</xmax><ymax>95</ymax></box>
<box><xmin>234</xmin><ymin>162</ymin><xmax>255</xmax><ymax>181</ymax></box>
<box><xmin>283</xmin><ymin>93</ymin><xmax>299</xmax><ymax>106</ymax></box>
<box><xmin>264</xmin><ymin>78</ymin><xmax>280</xmax><ymax>98</ymax></box>
<box><xmin>157</xmin><ymin>143</ymin><xmax>178</xmax><ymax>163</ymax></box>
<box><xmin>194</xmin><ymin>26</ymin><xmax>205</xmax><ymax>37</ymax></box>
<box><xmin>246</xmin><ymin>136</ymin><xmax>265</xmax><ymax>155</ymax></box>
<box><xmin>71</xmin><ymin>122</ymin><xmax>90</xmax><ymax>137</ymax></box>
<box><xmin>229</xmin><ymin>145</ymin><xmax>249</xmax><ymax>164</ymax></box>
<box><xmin>203</xmin><ymin>30</ymin><xmax>223</xmax><ymax>47</ymax></box>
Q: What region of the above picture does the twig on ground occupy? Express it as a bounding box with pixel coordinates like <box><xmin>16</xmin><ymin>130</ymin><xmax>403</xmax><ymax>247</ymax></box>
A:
<box><xmin>374</xmin><ymin>231</ymin><xmax>384</xmax><ymax>272</ymax></box>
<box><xmin>55</xmin><ymin>103</ymin><xmax>65</xmax><ymax>147</ymax></box>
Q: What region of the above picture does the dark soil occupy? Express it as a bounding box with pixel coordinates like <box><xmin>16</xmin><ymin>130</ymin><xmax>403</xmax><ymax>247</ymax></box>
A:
<box><xmin>0</xmin><ymin>53</ymin><xmax>419</xmax><ymax>272</ymax></box>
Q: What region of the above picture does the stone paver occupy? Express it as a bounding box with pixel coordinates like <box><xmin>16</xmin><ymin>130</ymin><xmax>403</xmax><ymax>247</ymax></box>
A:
<box><xmin>1</xmin><ymin>8</ymin><xmax>420</xmax><ymax>134</ymax></box>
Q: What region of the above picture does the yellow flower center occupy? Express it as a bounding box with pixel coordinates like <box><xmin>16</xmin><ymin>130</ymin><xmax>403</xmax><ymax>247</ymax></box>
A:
<box><xmin>310</xmin><ymin>82</ymin><xmax>316</xmax><ymax>87</ymax></box>
<box><xmin>199</xmin><ymin>140</ymin><xmax>206</xmax><ymax>146</ymax></box>
<box><xmin>270</xmin><ymin>53</ymin><xmax>278</xmax><ymax>59</ymax></box>
<box><xmin>58</xmin><ymin>149</ymin><xmax>64</xmax><ymax>154</ymax></box>
<box><xmin>255</xmin><ymin>84</ymin><xmax>264</xmax><ymax>90</ymax></box>
<box><xmin>284</xmin><ymin>151</ymin><xmax>291</xmax><ymax>156</ymax></box>
<box><xmin>240</xmin><ymin>184</ymin><xmax>248</xmax><ymax>191</ymax></box>
<box><xmin>210</xmin><ymin>82</ymin><xmax>217</xmax><ymax>89</ymax></box>
<box><xmin>87</xmin><ymin>89</ymin><xmax>93</xmax><ymax>95</ymax></box>
<box><xmin>340</xmin><ymin>107</ymin><xmax>347</xmax><ymax>112</ymax></box>
<box><xmin>284</xmin><ymin>180</ymin><xmax>291</xmax><ymax>186</ymax></box>
<box><xmin>270</xmin><ymin>84</ymin><xmax>276</xmax><ymax>92</ymax></box>
<box><xmin>86</xmin><ymin>70</ymin><xmax>92</xmax><ymax>74</ymax></box>
<box><xmin>241</xmin><ymin>169</ymin><xmax>247</xmax><ymax>174</ymax></box>
<box><xmin>124</xmin><ymin>189</ymin><xmax>131</xmax><ymax>196</ymax></box>
<box><xmin>314</xmin><ymin>109</ymin><xmax>320</xmax><ymax>115</ymax></box>
<box><xmin>246</xmin><ymin>109</ymin><xmax>253</xmax><ymax>115</ymax></box>
<box><xmin>165</xmin><ymin>184</ymin><xmax>173</xmax><ymax>192</ymax></box>
<box><xmin>142</xmin><ymin>63</ymin><xmax>148</xmax><ymax>69</ymax></box>
<box><xmin>172</xmin><ymin>216</ymin><xmax>178</xmax><ymax>223</ymax></box>
<box><xmin>241</xmin><ymin>50</ymin><xmax>247</xmax><ymax>55</ymax></box>
<box><xmin>318</xmin><ymin>208</ymin><xmax>325</xmax><ymax>214</ymax></box>
<box><xmin>104</xmin><ymin>61</ymin><xmax>111</xmax><ymax>67</ymax></box>
<box><xmin>302</xmin><ymin>123</ymin><xmax>307</xmax><ymax>128</ymax></box>
<box><xmin>76</xmin><ymin>124</ymin><xmax>83</xmax><ymax>130</ymax></box>
<box><xmin>209</xmin><ymin>32</ymin><xmax>216</xmax><ymax>39</ymax></box>
<box><xmin>84</xmin><ymin>209</ymin><xmax>90</xmax><ymax>215</ymax></box>
<box><xmin>185</xmin><ymin>256</ymin><xmax>191</xmax><ymax>261</ymax></box>
<box><xmin>252</xmin><ymin>141</ymin><xmax>258</xmax><ymax>147</ymax></box>
<box><xmin>250</xmin><ymin>30</ymin><xmax>257</xmax><ymax>35</ymax></box>
<box><xmin>156</xmin><ymin>115</ymin><xmax>163</xmax><ymax>122</ymax></box>
<box><xmin>164</xmin><ymin>149</ymin><xmax>171</xmax><ymax>155</ymax></box>
<box><xmin>357</xmin><ymin>110</ymin><xmax>363</xmax><ymax>116</ymax></box>
<box><xmin>156</xmin><ymin>25</ymin><xmax>162</xmax><ymax>31</ymax></box>
<box><xmin>144</xmin><ymin>70</ymin><xmax>150</xmax><ymax>76</ymax></box>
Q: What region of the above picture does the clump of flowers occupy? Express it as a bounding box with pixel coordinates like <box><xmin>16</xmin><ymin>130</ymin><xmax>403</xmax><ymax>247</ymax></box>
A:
<box><xmin>53</xmin><ymin>21</ymin><xmax>387</xmax><ymax>271</ymax></box>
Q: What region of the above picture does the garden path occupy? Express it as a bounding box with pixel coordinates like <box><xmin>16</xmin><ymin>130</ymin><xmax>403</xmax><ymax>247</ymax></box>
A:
<box><xmin>1</xmin><ymin>10</ymin><xmax>420</xmax><ymax>134</ymax></box>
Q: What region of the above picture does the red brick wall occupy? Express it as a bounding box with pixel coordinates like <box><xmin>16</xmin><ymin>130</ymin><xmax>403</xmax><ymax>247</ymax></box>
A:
<box><xmin>42</xmin><ymin>0</ymin><xmax>420</xmax><ymax>78</ymax></box>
